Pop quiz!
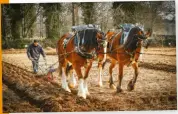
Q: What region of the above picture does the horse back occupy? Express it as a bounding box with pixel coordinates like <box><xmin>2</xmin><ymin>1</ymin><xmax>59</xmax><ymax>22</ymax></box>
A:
<box><xmin>108</xmin><ymin>32</ymin><xmax>122</xmax><ymax>49</ymax></box>
<box><xmin>57</xmin><ymin>33</ymin><xmax>74</xmax><ymax>54</ymax></box>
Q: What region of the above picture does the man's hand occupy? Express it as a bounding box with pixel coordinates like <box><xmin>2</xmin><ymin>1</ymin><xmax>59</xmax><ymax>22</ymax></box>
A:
<box><xmin>29</xmin><ymin>57</ymin><xmax>34</xmax><ymax>61</ymax></box>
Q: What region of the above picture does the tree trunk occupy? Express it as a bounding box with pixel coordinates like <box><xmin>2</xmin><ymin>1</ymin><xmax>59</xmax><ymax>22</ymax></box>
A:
<box><xmin>74</xmin><ymin>4</ymin><xmax>79</xmax><ymax>25</ymax></box>
<box><xmin>72</xmin><ymin>3</ymin><xmax>75</xmax><ymax>26</ymax></box>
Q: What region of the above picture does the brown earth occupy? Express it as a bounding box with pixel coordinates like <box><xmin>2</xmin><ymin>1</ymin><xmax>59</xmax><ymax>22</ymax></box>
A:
<box><xmin>2</xmin><ymin>47</ymin><xmax>177</xmax><ymax>112</ymax></box>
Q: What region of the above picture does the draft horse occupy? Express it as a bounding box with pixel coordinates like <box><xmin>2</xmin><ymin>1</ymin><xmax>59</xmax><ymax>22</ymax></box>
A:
<box><xmin>97</xmin><ymin>27</ymin><xmax>152</xmax><ymax>92</ymax></box>
<box><xmin>57</xmin><ymin>28</ymin><xmax>107</xmax><ymax>99</ymax></box>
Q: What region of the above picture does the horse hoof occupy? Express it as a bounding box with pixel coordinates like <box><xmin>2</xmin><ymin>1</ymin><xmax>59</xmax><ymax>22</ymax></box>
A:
<box><xmin>85</xmin><ymin>89</ymin><xmax>90</xmax><ymax>96</ymax></box>
<box><xmin>110</xmin><ymin>84</ymin><xmax>116</xmax><ymax>89</ymax></box>
<box><xmin>68</xmin><ymin>83</ymin><xmax>76</xmax><ymax>89</ymax></box>
<box><xmin>65</xmin><ymin>87</ymin><xmax>71</xmax><ymax>92</ymax></box>
<box><xmin>62</xmin><ymin>85</ymin><xmax>71</xmax><ymax>92</ymax></box>
<box><xmin>77</xmin><ymin>92</ymin><xmax>86</xmax><ymax>99</ymax></box>
<box><xmin>127</xmin><ymin>82</ymin><xmax>135</xmax><ymax>91</ymax></box>
<box><xmin>63</xmin><ymin>88</ymin><xmax>71</xmax><ymax>92</ymax></box>
<box><xmin>98</xmin><ymin>82</ymin><xmax>103</xmax><ymax>87</ymax></box>
<box><xmin>86</xmin><ymin>91</ymin><xmax>90</xmax><ymax>96</ymax></box>
<box><xmin>116</xmin><ymin>86</ymin><xmax>122</xmax><ymax>93</ymax></box>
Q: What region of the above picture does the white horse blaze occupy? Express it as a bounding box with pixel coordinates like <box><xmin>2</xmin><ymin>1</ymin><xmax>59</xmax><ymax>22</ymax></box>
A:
<box><xmin>139</xmin><ymin>46</ymin><xmax>144</xmax><ymax>61</ymax></box>
<box><xmin>61</xmin><ymin>68</ymin><xmax>71</xmax><ymax>92</ymax></box>
<box><xmin>78</xmin><ymin>79</ymin><xmax>86</xmax><ymax>99</ymax></box>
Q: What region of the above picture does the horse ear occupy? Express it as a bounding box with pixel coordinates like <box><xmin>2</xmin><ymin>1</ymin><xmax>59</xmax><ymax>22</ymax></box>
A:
<box><xmin>145</xmin><ymin>28</ymin><xmax>152</xmax><ymax>38</ymax></box>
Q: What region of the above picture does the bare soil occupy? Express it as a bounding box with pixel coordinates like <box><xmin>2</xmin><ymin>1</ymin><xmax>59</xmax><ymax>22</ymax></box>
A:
<box><xmin>2</xmin><ymin>47</ymin><xmax>177</xmax><ymax>112</ymax></box>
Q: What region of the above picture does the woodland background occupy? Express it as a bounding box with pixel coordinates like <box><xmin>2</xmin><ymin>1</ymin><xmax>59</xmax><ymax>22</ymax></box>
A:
<box><xmin>1</xmin><ymin>1</ymin><xmax>175</xmax><ymax>49</ymax></box>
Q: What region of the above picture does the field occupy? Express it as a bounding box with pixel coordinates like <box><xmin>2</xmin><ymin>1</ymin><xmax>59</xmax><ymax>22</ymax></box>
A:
<box><xmin>2</xmin><ymin>47</ymin><xmax>177</xmax><ymax>112</ymax></box>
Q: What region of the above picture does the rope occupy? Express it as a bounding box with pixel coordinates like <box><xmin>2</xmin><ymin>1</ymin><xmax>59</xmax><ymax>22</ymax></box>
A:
<box><xmin>41</xmin><ymin>50</ymin><xmax>75</xmax><ymax>73</ymax></box>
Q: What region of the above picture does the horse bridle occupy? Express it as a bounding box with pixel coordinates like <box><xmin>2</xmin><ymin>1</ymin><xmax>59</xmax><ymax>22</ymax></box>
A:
<box><xmin>97</xmin><ymin>32</ymin><xmax>108</xmax><ymax>50</ymax></box>
<box><xmin>104</xmin><ymin>31</ymin><xmax>148</xmax><ymax>55</ymax></box>
<box><xmin>133</xmin><ymin>33</ymin><xmax>148</xmax><ymax>48</ymax></box>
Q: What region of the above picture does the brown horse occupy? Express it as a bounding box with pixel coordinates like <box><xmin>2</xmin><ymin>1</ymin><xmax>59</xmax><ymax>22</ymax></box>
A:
<box><xmin>57</xmin><ymin>29</ymin><xmax>106</xmax><ymax>99</ymax></box>
<box><xmin>97</xmin><ymin>27</ymin><xmax>152</xmax><ymax>92</ymax></box>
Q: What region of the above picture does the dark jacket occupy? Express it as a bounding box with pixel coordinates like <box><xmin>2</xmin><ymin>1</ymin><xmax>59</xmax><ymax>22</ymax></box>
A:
<box><xmin>27</xmin><ymin>43</ymin><xmax>45</xmax><ymax>60</ymax></box>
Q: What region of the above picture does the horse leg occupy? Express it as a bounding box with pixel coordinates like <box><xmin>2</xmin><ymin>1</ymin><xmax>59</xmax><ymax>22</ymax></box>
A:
<box><xmin>116</xmin><ymin>63</ymin><xmax>124</xmax><ymax>93</ymax></box>
<box><xmin>61</xmin><ymin>64</ymin><xmax>71</xmax><ymax>92</ymax></box>
<box><xmin>109</xmin><ymin>61</ymin><xmax>116</xmax><ymax>89</ymax></box>
<box><xmin>97</xmin><ymin>43</ymin><xmax>107</xmax><ymax>87</ymax></box>
<box><xmin>68</xmin><ymin>68</ymin><xmax>77</xmax><ymax>88</ymax></box>
<box><xmin>139</xmin><ymin>46</ymin><xmax>144</xmax><ymax>62</ymax></box>
<box><xmin>84</xmin><ymin>61</ymin><xmax>92</xmax><ymax>96</ymax></box>
<box><xmin>127</xmin><ymin>62</ymin><xmax>138</xmax><ymax>91</ymax></box>
<box><xmin>73</xmin><ymin>64</ymin><xmax>86</xmax><ymax>99</ymax></box>
<box><xmin>98</xmin><ymin>61</ymin><xmax>103</xmax><ymax>87</ymax></box>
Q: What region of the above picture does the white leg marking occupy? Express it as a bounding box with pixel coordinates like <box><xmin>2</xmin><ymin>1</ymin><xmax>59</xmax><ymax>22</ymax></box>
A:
<box><xmin>101</xmin><ymin>41</ymin><xmax>107</xmax><ymax>63</ymax></box>
<box><xmin>102</xmin><ymin>47</ymin><xmax>107</xmax><ymax>63</ymax></box>
<box><xmin>98</xmin><ymin>66</ymin><xmax>103</xmax><ymax>87</ymax></box>
<box><xmin>84</xmin><ymin>79</ymin><xmax>90</xmax><ymax>96</ymax></box>
<box><xmin>61</xmin><ymin>67</ymin><xmax>71</xmax><ymax>92</ymax></box>
<box><xmin>69</xmin><ymin>70</ymin><xmax>77</xmax><ymax>88</ymax></box>
<box><xmin>77</xmin><ymin>79</ymin><xmax>86</xmax><ymax>99</ymax></box>
<box><xmin>140</xmin><ymin>46</ymin><xmax>144</xmax><ymax>62</ymax></box>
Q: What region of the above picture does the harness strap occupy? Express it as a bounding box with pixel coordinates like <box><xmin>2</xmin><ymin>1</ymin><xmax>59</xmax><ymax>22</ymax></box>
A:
<box><xmin>124</xmin><ymin>47</ymin><xmax>136</xmax><ymax>67</ymax></box>
<box><xmin>109</xmin><ymin>33</ymin><xmax>120</xmax><ymax>51</ymax></box>
<box><xmin>62</xmin><ymin>34</ymin><xmax>75</xmax><ymax>58</ymax></box>
<box><xmin>75</xmin><ymin>47</ymin><xmax>96</xmax><ymax>59</ymax></box>
<box><xmin>63</xmin><ymin>34</ymin><xmax>75</xmax><ymax>49</ymax></box>
<box><xmin>125</xmin><ymin>45</ymin><xmax>144</xmax><ymax>67</ymax></box>
<box><xmin>74</xmin><ymin>29</ymin><xmax>96</xmax><ymax>59</ymax></box>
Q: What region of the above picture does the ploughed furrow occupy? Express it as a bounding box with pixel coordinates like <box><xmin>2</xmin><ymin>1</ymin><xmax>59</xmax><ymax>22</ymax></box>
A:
<box><xmin>2</xmin><ymin>61</ymin><xmax>177</xmax><ymax>112</ymax></box>
<box><xmin>143</xmin><ymin>53</ymin><xmax>176</xmax><ymax>57</ymax></box>
<box><xmin>3</xmin><ymin>83</ymin><xmax>41</xmax><ymax>112</ymax></box>
<box><xmin>101</xmin><ymin>60</ymin><xmax>176</xmax><ymax>74</ymax></box>
<box><xmin>139</xmin><ymin>62</ymin><xmax>176</xmax><ymax>73</ymax></box>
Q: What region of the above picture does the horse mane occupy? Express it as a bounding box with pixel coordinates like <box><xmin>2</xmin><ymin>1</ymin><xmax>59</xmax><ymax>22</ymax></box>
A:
<box><xmin>80</xmin><ymin>29</ymin><xmax>98</xmax><ymax>50</ymax></box>
<box><xmin>124</xmin><ymin>27</ymin><xmax>141</xmax><ymax>51</ymax></box>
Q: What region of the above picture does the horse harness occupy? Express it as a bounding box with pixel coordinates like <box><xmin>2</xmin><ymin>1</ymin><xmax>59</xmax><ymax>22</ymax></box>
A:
<box><xmin>74</xmin><ymin>29</ymin><xmax>96</xmax><ymax>59</ymax></box>
<box><xmin>107</xmin><ymin>32</ymin><xmax>142</xmax><ymax>66</ymax></box>
<box><xmin>108</xmin><ymin>32</ymin><xmax>120</xmax><ymax>51</ymax></box>
<box><xmin>63</xmin><ymin>33</ymin><xmax>74</xmax><ymax>48</ymax></box>
<box><xmin>62</xmin><ymin>25</ymin><xmax>105</xmax><ymax>59</ymax></box>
